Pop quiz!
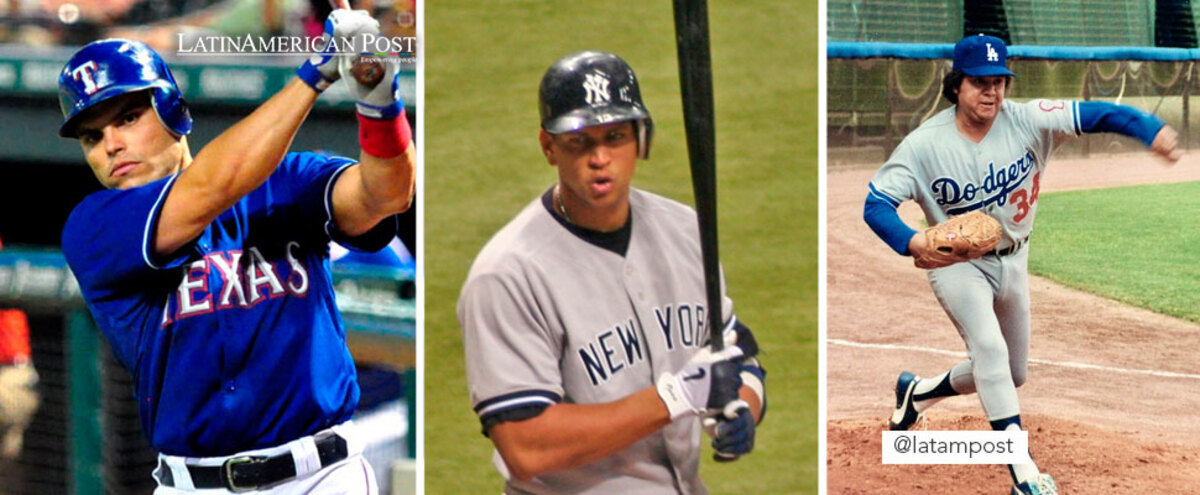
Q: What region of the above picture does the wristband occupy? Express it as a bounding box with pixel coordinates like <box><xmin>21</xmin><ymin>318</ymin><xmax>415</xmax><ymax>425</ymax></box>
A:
<box><xmin>740</xmin><ymin>370</ymin><xmax>764</xmax><ymax>408</ymax></box>
<box><xmin>297</xmin><ymin>60</ymin><xmax>333</xmax><ymax>92</ymax></box>
<box><xmin>357</xmin><ymin>110</ymin><xmax>412</xmax><ymax>158</ymax></box>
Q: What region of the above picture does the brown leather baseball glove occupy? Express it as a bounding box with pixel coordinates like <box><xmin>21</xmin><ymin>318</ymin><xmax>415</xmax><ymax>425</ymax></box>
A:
<box><xmin>914</xmin><ymin>211</ymin><xmax>1002</xmax><ymax>268</ymax></box>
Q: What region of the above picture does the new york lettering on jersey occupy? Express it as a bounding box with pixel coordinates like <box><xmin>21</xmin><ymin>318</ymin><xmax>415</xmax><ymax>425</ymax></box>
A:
<box><xmin>576</xmin><ymin>301</ymin><xmax>708</xmax><ymax>387</ymax></box>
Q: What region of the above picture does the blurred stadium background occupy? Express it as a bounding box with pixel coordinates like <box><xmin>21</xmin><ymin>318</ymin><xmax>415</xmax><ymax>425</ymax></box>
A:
<box><xmin>828</xmin><ymin>0</ymin><xmax>1200</xmax><ymax>166</ymax></box>
<box><xmin>0</xmin><ymin>1</ymin><xmax>418</xmax><ymax>494</ymax></box>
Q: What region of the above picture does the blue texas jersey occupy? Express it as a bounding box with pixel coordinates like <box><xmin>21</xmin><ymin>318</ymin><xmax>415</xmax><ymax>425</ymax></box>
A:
<box><xmin>61</xmin><ymin>152</ymin><xmax>396</xmax><ymax>457</ymax></box>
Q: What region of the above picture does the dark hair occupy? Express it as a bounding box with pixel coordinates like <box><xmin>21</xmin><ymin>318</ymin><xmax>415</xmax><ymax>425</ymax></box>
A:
<box><xmin>941</xmin><ymin>70</ymin><xmax>1013</xmax><ymax>105</ymax></box>
<box><xmin>941</xmin><ymin>69</ymin><xmax>965</xmax><ymax>105</ymax></box>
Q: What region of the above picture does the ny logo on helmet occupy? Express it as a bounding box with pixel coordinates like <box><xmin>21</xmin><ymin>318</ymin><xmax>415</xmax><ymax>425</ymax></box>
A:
<box><xmin>583</xmin><ymin>72</ymin><xmax>611</xmax><ymax>106</ymax></box>
<box><xmin>986</xmin><ymin>43</ymin><xmax>999</xmax><ymax>62</ymax></box>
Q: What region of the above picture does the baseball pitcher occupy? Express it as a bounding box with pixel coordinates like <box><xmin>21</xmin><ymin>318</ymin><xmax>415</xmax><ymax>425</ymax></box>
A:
<box><xmin>457</xmin><ymin>51</ymin><xmax>768</xmax><ymax>494</ymax></box>
<box><xmin>56</xmin><ymin>9</ymin><xmax>413</xmax><ymax>493</ymax></box>
<box><xmin>864</xmin><ymin>34</ymin><xmax>1179</xmax><ymax>495</ymax></box>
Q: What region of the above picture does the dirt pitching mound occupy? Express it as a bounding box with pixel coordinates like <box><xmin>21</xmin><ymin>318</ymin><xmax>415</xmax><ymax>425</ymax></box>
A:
<box><xmin>827</xmin><ymin>413</ymin><xmax>1200</xmax><ymax>494</ymax></box>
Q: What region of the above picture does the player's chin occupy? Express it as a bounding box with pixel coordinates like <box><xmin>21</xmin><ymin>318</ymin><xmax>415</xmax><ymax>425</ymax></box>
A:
<box><xmin>111</xmin><ymin>173</ymin><xmax>154</xmax><ymax>190</ymax></box>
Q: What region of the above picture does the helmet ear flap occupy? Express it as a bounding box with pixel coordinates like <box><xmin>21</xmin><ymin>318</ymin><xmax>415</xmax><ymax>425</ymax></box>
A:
<box><xmin>636</xmin><ymin>118</ymin><xmax>654</xmax><ymax>160</ymax></box>
<box><xmin>151</xmin><ymin>85</ymin><xmax>192</xmax><ymax>137</ymax></box>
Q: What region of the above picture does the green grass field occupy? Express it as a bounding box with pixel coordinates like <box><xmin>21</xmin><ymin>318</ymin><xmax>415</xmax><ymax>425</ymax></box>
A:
<box><xmin>1030</xmin><ymin>181</ymin><xmax>1200</xmax><ymax>322</ymax></box>
<box><xmin>424</xmin><ymin>2</ymin><xmax>817</xmax><ymax>493</ymax></box>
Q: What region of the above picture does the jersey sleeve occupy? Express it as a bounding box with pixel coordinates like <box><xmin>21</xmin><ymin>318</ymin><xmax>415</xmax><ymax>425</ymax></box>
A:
<box><xmin>458</xmin><ymin>271</ymin><xmax>564</xmax><ymax>431</ymax></box>
<box><xmin>1019</xmin><ymin>99</ymin><xmax>1081</xmax><ymax>143</ymax></box>
<box><xmin>275</xmin><ymin>151</ymin><xmax>397</xmax><ymax>252</ymax></box>
<box><xmin>863</xmin><ymin>192</ymin><xmax>918</xmax><ymax>255</ymax></box>
<box><xmin>868</xmin><ymin>140</ymin><xmax>921</xmax><ymax>206</ymax></box>
<box><xmin>62</xmin><ymin>174</ymin><xmax>191</xmax><ymax>285</ymax></box>
<box><xmin>1076</xmin><ymin>101</ymin><xmax>1164</xmax><ymax>145</ymax></box>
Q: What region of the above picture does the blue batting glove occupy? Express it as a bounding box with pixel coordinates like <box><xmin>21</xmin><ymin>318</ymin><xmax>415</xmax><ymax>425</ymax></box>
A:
<box><xmin>298</xmin><ymin>10</ymin><xmax>380</xmax><ymax>92</ymax></box>
<box><xmin>704</xmin><ymin>401</ymin><xmax>755</xmax><ymax>462</ymax></box>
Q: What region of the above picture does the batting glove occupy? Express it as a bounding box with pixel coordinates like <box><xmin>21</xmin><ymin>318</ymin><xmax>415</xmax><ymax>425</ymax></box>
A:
<box><xmin>703</xmin><ymin>401</ymin><xmax>756</xmax><ymax>462</ymax></box>
<box><xmin>340</xmin><ymin>51</ymin><xmax>404</xmax><ymax>119</ymax></box>
<box><xmin>656</xmin><ymin>347</ymin><xmax>744</xmax><ymax>420</ymax></box>
<box><xmin>297</xmin><ymin>9</ymin><xmax>380</xmax><ymax>92</ymax></box>
<box><xmin>717</xmin><ymin>316</ymin><xmax>760</xmax><ymax>358</ymax></box>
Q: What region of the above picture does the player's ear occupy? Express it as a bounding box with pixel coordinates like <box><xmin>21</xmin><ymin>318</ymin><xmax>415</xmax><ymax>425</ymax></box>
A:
<box><xmin>538</xmin><ymin>129</ymin><xmax>555</xmax><ymax>165</ymax></box>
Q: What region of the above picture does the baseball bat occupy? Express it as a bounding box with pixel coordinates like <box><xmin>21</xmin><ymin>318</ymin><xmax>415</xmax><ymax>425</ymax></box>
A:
<box><xmin>329</xmin><ymin>0</ymin><xmax>385</xmax><ymax>87</ymax></box>
<box><xmin>672</xmin><ymin>0</ymin><xmax>723</xmax><ymax>353</ymax></box>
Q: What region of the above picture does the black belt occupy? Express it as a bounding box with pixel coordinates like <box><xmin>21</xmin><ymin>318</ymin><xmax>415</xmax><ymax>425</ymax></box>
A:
<box><xmin>993</xmin><ymin>236</ymin><xmax>1029</xmax><ymax>257</ymax></box>
<box><xmin>159</xmin><ymin>433</ymin><xmax>348</xmax><ymax>492</ymax></box>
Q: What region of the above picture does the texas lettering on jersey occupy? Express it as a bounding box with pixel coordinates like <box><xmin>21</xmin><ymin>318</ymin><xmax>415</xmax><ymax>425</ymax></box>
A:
<box><xmin>932</xmin><ymin>150</ymin><xmax>1035</xmax><ymax>215</ymax></box>
<box><xmin>577</xmin><ymin>302</ymin><xmax>708</xmax><ymax>387</ymax></box>
<box><xmin>162</xmin><ymin>241</ymin><xmax>312</xmax><ymax>324</ymax></box>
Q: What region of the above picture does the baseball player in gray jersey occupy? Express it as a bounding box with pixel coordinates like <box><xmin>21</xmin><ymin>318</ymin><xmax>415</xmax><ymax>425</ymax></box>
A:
<box><xmin>864</xmin><ymin>35</ymin><xmax>1180</xmax><ymax>495</ymax></box>
<box><xmin>457</xmin><ymin>51</ymin><xmax>767</xmax><ymax>494</ymax></box>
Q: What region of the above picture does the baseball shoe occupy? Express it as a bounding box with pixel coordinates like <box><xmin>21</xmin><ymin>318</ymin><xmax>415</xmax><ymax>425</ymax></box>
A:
<box><xmin>888</xmin><ymin>371</ymin><xmax>921</xmax><ymax>431</ymax></box>
<box><xmin>1012</xmin><ymin>473</ymin><xmax>1058</xmax><ymax>495</ymax></box>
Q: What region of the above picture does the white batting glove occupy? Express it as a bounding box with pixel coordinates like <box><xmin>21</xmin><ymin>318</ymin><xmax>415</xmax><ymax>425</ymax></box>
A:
<box><xmin>656</xmin><ymin>347</ymin><xmax>744</xmax><ymax>420</ymax></box>
<box><xmin>297</xmin><ymin>10</ymin><xmax>380</xmax><ymax>92</ymax></box>
<box><xmin>340</xmin><ymin>52</ymin><xmax>404</xmax><ymax>119</ymax></box>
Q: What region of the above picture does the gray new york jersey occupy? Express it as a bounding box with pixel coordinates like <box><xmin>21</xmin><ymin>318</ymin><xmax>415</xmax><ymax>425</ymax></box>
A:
<box><xmin>870</xmin><ymin>99</ymin><xmax>1079</xmax><ymax>246</ymax></box>
<box><xmin>458</xmin><ymin>187</ymin><xmax>734</xmax><ymax>495</ymax></box>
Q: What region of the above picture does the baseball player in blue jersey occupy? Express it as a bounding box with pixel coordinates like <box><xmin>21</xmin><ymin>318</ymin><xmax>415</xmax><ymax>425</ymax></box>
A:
<box><xmin>864</xmin><ymin>35</ymin><xmax>1179</xmax><ymax>495</ymax></box>
<box><xmin>458</xmin><ymin>51</ymin><xmax>767</xmax><ymax>494</ymax></box>
<box><xmin>56</xmin><ymin>10</ymin><xmax>413</xmax><ymax>493</ymax></box>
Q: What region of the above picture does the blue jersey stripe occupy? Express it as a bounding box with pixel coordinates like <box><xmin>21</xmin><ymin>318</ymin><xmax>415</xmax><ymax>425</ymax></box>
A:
<box><xmin>141</xmin><ymin>173</ymin><xmax>181</xmax><ymax>270</ymax></box>
<box><xmin>868</xmin><ymin>182</ymin><xmax>901</xmax><ymax>207</ymax></box>
<box><xmin>321</xmin><ymin>160</ymin><xmax>357</xmax><ymax>241</ymax></box>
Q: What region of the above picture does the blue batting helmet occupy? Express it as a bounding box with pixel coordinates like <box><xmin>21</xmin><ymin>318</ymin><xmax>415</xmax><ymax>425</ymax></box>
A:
<box><xmin>58</xmin><ymin>39</ymin><xmax>192</xmax><ymax>138</ymax></box>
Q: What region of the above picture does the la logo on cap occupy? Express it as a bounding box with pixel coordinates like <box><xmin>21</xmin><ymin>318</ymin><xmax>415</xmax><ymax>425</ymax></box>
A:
<box><xmin>986</xmin><ymin>43</ymin><xmax>999</xmax><ymax>62</ymax></box>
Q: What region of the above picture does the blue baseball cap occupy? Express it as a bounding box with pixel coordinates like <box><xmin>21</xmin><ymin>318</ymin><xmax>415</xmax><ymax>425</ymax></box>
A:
<box><xmin>953</xmin><ymin>34</ymin><xmax>1016</xmax><ymax>77</ymax></box>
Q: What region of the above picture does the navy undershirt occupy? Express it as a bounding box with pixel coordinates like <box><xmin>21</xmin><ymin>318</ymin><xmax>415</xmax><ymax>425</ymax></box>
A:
<box><xmin>540</xmin><ymin>188</ymin><xmax>632</xmax><ymax>256</ymax></box>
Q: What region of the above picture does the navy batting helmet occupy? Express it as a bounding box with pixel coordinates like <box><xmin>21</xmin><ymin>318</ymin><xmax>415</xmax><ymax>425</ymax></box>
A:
<box><xmin>58</xmin><ymin>39</ymin><xmax>192</xmax><ymax>138</ymax></box>
<box><xmin>539</xmin><ymin>51</ymin><xmax>653</xmax><ymax>159</ymax></box>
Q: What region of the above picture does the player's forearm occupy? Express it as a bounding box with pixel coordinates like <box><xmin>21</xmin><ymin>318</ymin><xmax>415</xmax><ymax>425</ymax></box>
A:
<box><xmin>359</xmin><ymin>145</ymin><xmax>416</xmax><ymax>214</ymax></box>
<box><xmin>330</xmin><ymin>146</ymin><xmax>415</xmax><ymax>237</ymax></box>
<box><xmin>1077</xmin><ymin>101</ymin><xmax>1163</xmax><ymax>145</ymax></box>
<box><xmin>330</xmin><ymin>87</ymin><xmax>414</xmax><ymax>236</ymax></box>
<box><xmin>155</xmin><ymin>79</ymin><xmax>317</xmax><ymax>255</ymax></box>
<box><xmin>863</xmin><ymin>191</ymin><xmax>917</xmax><ymax>256</ymax></box>
<box><xmin>490</xmin><ymin>387</ymin><xmax>671</xmax><ymax>481</ymax></box>
<box><xmin>190</xmin><ymin>78</ymin><xmax>316</xmax><ymax>198</ymax></box>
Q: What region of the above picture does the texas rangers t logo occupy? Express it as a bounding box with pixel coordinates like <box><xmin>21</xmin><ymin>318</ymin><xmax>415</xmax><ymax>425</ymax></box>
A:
<box><xmin>583</xmin><ymin>72</ymin><xmax>611</xmax><ymax>106</ymax></box>
<box><xmin>986</xmin><ymin>43</ymin><xmax>999</xmax><ymax>62</ymax></box>
<box><xmin>71</xmin><ymin>61</ymin><xmax>100</xmax><ymax>95</ymax></box>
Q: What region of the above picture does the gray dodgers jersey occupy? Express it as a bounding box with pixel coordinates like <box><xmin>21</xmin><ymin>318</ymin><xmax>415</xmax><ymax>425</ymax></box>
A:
<box><xmin>870</xmin><ymin>99</ymin><xmax>1079</xmax><ymax>247</ymax></box>
<box><xmin>458</xmin><ymin>187</ymin><xmax>734</xmax><ymax>495</ymax></box>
